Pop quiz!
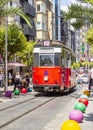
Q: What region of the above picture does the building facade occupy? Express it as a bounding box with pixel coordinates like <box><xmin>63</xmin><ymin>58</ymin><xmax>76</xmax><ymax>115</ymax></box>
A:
<box><xmin>53</xmin><ymin>0</ymin><xmax>61</xmax><ymax>41</ymax></box>
<box><xmin>35</xmin><ymin>0</ymin><xmax>53</xmax><ymax>40</ymax></box>
<box><xmin>3</xmin><ymin>0</ymin><xmax>36</xmax><ymax>41</ymax></box>
<box><xmin>19</xmin><ymin>0</ymin><xmax>36</xmax><ymax>41</ymax></box>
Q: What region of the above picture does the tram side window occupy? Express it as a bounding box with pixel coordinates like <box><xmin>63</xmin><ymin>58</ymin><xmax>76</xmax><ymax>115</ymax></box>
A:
<box><xmin>33</xmin><ymin>53</ymin><xmax>39</xmax><ymax>66</ymax></box>
<box><xmin>55</xmin><ymin>53</ymin><xmax>61</xmax><ymax>66</ymax></box>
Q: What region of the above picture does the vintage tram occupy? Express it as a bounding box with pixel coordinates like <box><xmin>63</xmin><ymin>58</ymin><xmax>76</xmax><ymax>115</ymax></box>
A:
<box><xmin>32</xmin><ymin>40</ymin><xmax>76</xmax><ymax>92</ymax></box>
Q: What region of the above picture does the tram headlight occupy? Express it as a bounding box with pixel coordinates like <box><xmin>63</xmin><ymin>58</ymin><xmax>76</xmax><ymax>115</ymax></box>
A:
<box><xmin>44</xmin><ymin>76</ymin><xmax>49</xmax><ymax>81</ymax></box>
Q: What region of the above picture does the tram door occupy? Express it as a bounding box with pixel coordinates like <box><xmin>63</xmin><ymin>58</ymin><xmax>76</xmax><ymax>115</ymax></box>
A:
<box><xmin>62</xmin><ymin>49</ymin><xmax>71</xmax><ymax>88</ymax></box>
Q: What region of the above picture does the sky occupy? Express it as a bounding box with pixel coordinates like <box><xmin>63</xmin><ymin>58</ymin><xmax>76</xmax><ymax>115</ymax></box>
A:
<box><xmin>60</xmin><ymin>0</ymin><xmax>78</xmax><ymax>11</ymax></box>
<box><xmin>61</xmin><ymin>0</ymin><xmax>77</xmax><ymax>6</ymax></box>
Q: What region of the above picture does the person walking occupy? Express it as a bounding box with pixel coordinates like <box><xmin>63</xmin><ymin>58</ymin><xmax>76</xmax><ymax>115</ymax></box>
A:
<box><xmin>13</xmin><ymin>72</ymin><xmax>22</xmax><ymax>92</ymax></box>
<box><xmin>26</xmin><ymin>75</ymin><xmax>30</xmax><ymax>88</ymax></box>
<box><xmin>89</xmin><ymin>69</ymin><xmax>93</xmax><ymax>90</ymax></box>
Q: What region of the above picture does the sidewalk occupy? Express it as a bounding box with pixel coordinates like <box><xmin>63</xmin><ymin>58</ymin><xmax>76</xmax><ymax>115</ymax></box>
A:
<box><xmin>62</xmin><ymin>86</ymin><xmax>93</xmax><ymax>130</ymax></box>
<box><xmin>80</xmin><ymin>92</ymin><xmax>93</xmax><ymax>130</ymax></box>
<box><xmin>0</xmin><ymin>83</ymin><xmax>33</xmax><ymax>102</ymax></box>
<box><xmin>43</xmin><ymin>85</ymin><xmax>93</xmax><ymax>130</ymax></box>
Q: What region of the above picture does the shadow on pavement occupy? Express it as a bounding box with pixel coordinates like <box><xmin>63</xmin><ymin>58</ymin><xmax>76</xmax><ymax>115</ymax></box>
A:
<box><xmin>84</xmin><ymin>113</ymin><xmax>93</xmax><ymax>122</ymax></box>
<box><xmin>34</xmin><ymin>88</ymin><xmax>77</xmax><ymax>97</ymax></box>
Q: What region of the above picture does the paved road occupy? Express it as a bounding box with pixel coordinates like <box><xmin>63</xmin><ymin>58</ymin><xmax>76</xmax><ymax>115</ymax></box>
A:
<box><xmin>0</xmin><ymin>85</ymin><xmax>93</xmax><ymax>130</ymax></box>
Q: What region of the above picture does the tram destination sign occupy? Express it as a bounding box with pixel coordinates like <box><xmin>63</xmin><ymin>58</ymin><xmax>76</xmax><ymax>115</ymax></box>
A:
<box><xmin>44</xmin><ymin>41</ymin><xmax>50</xmax><ymax>46</ymax></box>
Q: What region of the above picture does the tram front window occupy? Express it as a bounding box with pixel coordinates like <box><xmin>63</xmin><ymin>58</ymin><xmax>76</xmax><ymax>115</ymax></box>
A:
<box><xmin>40</xmin><ymin>55</ymin><xmax>53</xmax><ymax>66</ymax></box>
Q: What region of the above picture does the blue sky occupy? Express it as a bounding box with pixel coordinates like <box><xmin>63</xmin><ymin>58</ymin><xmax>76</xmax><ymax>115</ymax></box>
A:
<box><xmin>61</xmin><ymin>0</ymin><xmax>70</xmax><ymax>6</ymax></box>
<box><xmin>60</xmin><ymin>0</ymin><xmax>78</xmax><ymax>11</ymax></box>
<box><xmin>61</xmin><ymin>0</ymin><xmax>77</xmax><ymax>6</ymax></box>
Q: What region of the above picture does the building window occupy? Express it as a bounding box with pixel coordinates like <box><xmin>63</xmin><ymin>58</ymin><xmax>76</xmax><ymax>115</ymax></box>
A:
<box><xmin>42</xmin><ymin>23</ymin><xmax>46</xmax><ymax>31</ymax></box>
<box><xmin>28</xmin><ymin>0</ymin><xmax>34</xmax><ymax>5</ymax></box>
<box><xmin>36</xmin><ymin>22</ymin><xmax>41</xmax><ymax>30</ymax></box>
<box><xmin>36</xmin><ymin>22</ymin><xmax>46</xmax><ymax>31</ymax></box>
<box><xmin>37</xmin><ymin>4</ymin><xmax>40</xmax><ymax>12</ymax></box>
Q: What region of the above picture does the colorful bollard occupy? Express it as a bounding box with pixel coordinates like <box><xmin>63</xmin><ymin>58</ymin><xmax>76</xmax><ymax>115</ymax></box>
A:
<box><xmin>79</xmin><ymin>98</ymin><xmax>89</xmax><ymax>107</ymax></box>
<box><xmin>74</xmin><ymin>102</ymin><xmax>86</xmax><ymax>113</ymax></box>
<box><xmin>83</xmin><ymin>90</ymin><xmax>90</xmax><ymax>97</ymax></box>
<box><xmin>61</xmin><ymin>120</ymin><xmax>81</xmax><ymax>130</ymax></box>
<box><xmin>69</xmin><ymin>110</ymin><xmax>84</xmax><ymax>123</ymax></box>
<box><xmin>27</xmin><ymin>87</ymin><xmax>32</xmax><ymax>92</ymax></box>
<box><xmin>21</xmin><ymin>88</ymin><xmax>27</xmax><ymax>94</ymax></box>
<box><xmin>14</xmin><ymin>89</ymin><xmax>20</xmax><ymax>95</ymax></box>
<box><xmin>5</xmin><ymin>91</ymin><xmax>12</xmax><ymax>98</ymax></box>
<box><xmin>80</xmin><ymin>94</ymin><xmax>88</xmax><ymax>100</ymax></box>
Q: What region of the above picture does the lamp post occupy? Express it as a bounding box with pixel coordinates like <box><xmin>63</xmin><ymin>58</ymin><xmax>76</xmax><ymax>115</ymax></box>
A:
<box><xmin>5</xmin><ymin>16</ymin><xmax>8</xmax><ymax>92</ymax></box>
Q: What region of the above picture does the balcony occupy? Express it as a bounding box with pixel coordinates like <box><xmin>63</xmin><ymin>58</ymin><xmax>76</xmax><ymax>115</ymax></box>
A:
<box><xmin>23</xmin><ymin>24</ymin><xmax>36</xmax><ymax>37</ymax></box>
<box><xmin>23</xmin><ymin>3</ymin><xmax>36</xmax><ymax>17</ymax></box>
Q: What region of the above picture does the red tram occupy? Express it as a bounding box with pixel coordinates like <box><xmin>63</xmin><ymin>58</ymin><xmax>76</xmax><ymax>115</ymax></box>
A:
<box><xmin>32</xmin><ymin>41</ymin><xmax>76</xmax><ymax>92</ymax></box>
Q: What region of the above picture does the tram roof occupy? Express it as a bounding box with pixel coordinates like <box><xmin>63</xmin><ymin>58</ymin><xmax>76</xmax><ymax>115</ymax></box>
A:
<box><xmin>34</xmin><ymin>40</ymin><xmax>75</xmax><ymax>56</ymax></box>
<box><xmin>35</xmin><ymin>40</ymin><xmax>68</xmax><ymax>48</ymax></box>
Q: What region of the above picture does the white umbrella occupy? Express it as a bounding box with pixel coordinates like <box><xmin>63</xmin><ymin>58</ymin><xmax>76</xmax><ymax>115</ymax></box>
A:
<box><xmin>8</xmin><ymin>62</ymin><xmax>26</xmax><ymax>67</ymax></box>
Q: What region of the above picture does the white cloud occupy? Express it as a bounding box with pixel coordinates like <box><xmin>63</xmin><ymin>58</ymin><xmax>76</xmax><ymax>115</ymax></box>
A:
<box><xmin>60</xmin><ymin>6</ymin><xmax>68</xmax><ymax>12</ymax></box>
<box><xmin>68</xmin><ymin>0</ymin><xmax>78</xmax><ymax>4</ymax></box>
<box><xmin>60</xmin><ymin>0</ymin><xmax>79</xmax><ymax>12</ymax></box>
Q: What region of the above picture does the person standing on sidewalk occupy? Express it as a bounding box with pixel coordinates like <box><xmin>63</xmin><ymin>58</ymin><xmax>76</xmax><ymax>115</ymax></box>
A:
<box><xmin>89</xmin><ymin>68</ymin><xmax>93</xmax><ymax>90</ymax></box>
<box><xmin>13</xmin><ymin>72</ymin><xmax>22</xmax><ymax>92</ymax></box>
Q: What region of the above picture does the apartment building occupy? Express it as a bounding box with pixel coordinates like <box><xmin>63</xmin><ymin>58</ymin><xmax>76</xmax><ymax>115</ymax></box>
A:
<box><xmin>1</xmin><ymin>0</ymin><xmax>36</xmax><ymax>41</ymax></box>
<box><xmin>35</xmin><ymin>0</ymin><xmax>53</xmax><ymax>40</ymax></box>
<box><xmin>53</xmin><ymin>0</ymin><xmax>61</xmax><ymax>41</ymax></box>
<box><xmin>19</xmin><ymin>0</ymin><xmax>36</xmax><ymax>41</ymax></box>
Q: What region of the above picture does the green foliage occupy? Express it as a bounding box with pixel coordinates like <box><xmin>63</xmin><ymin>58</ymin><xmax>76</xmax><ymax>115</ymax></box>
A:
<box><xmin>71</xmin><ymin>61</ymin><xmax>92</xmax><ymax>68</ymax></box>
<box><xmin>77</xmin><ymin>0</ymin><xmax>93</xmax><ymax>4</ymax></box>
<box><xmin>0</xmin><ymin>0</ymin><xmax>31</xmax><ymax>28</ymax></box>
<box><xmin>85</xmin><ymin>0</ymin><xmax>93</xmax><ymax>4</ymax></box>
<box><xmin>8</xmin><ymin>24</ymin><xmax>27</xmax><ymax>55</ymax></box>
<box><xmin>89</xmin><ymin>62</ymin><xmax>93</xmax><ymax>67</ymax></box>
<box><xmin>71</xmin><ymin>62</ymin><xmax>80</xmax><ymax>69</ymax></box>
<box><xmin>65</xmin><ymin>2</ymin><xmax>93</xmax><ymax>29</ymax></box>
<box><xmin>0</xmin><ymin>24</ymin><xmax>26</xmax><ymax>55</ymax></box>
<box><xmin>79</xmin><ymin>61</ymin><xmax>90</xmax><ymax>67</ymax></box>
<box><xmin>86</xmin><ymin>27</ymin><xmax>93</xmax><ymax>45</ymax></box>
<box><xmin>0</xmin><ymin>24</ymin><xmax>35</xmax><ymax>65</ymax></box>
<box><xmin>17</xmin><ymin>41</ymin><xmax>35</xmax><ymax>66</ymax></box>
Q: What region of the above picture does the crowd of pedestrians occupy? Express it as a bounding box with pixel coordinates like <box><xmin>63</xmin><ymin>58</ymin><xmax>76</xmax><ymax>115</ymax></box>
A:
<box><xmin>0</xmin><ymin>71</ymin><xmax>4</xmax><ymax>87</ymax></box>
<box><xmin>77</xmin><ymin>67</ymin><xmax>93</xmax><ymax>91</ymax></box>
<box><xmin>0</xmin><ymin>69</ymin><xmax>31</xmax><ymax>92</ymax></box>
<box><xmin>13</xmin><ymin>70</ymin><xmax>31</xmax><ymax>92</ymax></box>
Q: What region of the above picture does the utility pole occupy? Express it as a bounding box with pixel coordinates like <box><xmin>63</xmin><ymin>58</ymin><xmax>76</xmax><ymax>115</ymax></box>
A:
<box><xmin>5</xmin><ymin>15</ymin><xmax>8</xmax><ymax>92</ymax></box>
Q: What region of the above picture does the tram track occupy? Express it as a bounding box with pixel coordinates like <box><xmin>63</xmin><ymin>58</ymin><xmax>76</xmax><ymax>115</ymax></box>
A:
<box><xmin>0</xmin><ymin>95</ymin><xmax>56</xmax><ymax>129</ymax></box>
<box><xmin>0</xmin><ymin>84</ymin><xmax>84</xmax><ymax>129</ymax></box>
<box><xmin>0</xmin><ymin>97</ymin><xmax>36</xmax><ymax>112</ymax></box>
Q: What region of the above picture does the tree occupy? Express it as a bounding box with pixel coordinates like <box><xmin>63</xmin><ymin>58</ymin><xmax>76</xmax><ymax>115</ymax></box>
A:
<box><xmin>0</xmin><ymin>24</ymin><xmax>35</xmax><ymax>65</ymax></box>
<box><xmin>71</xmin><ymin>62</ymin><xmax>80</xmax><ymax>69</ymax></box>
<box><xmin>78</xmin><ymin>0</ymin><xmax>93</xmax><ymax>4</ymax></box>
<box><xmin>86</xmin><ymin>27</ymin><xmax>93</xmax><ymax>45</ymax></box>
<box><xmin>86</xmin><ymin>27</ymin><xmax>93</xmax><ymax>56</ymax></box>
<box><xmin>0</xmin><ymin>0</ymin><xmax>31</xmax><ymax>28</ymax></box>
<box><xmin>17</xmin><ymin>41</ymin><xmax>35</xmax><ymax>66</ymax></box>
<box><xmin>65</xmin><ymin>2</ymin><xmax>93</xmax><ymax>29</ymax></box>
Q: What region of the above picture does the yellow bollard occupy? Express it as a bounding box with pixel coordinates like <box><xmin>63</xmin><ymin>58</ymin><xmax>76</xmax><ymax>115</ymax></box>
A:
<box><xmin>61</xmin><ymin>120</ymin><xmax>81</xmax><ymax>130</ymax></box>
<box><xmin>83</xmin><ymin>90</ymin><xmax>90</xmax><ymax>97</ymax></box>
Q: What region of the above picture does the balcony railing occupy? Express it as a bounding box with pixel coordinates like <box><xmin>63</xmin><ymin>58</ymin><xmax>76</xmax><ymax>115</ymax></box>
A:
<box><xmin>23</xmin><ymin>3</ymin><xmax>36</xmax><ymax>17</ymax></box>
<box><xmin>23</xmin><ymin>24</ymin><xmax>36</xmax><ymax>37</ymax></box>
